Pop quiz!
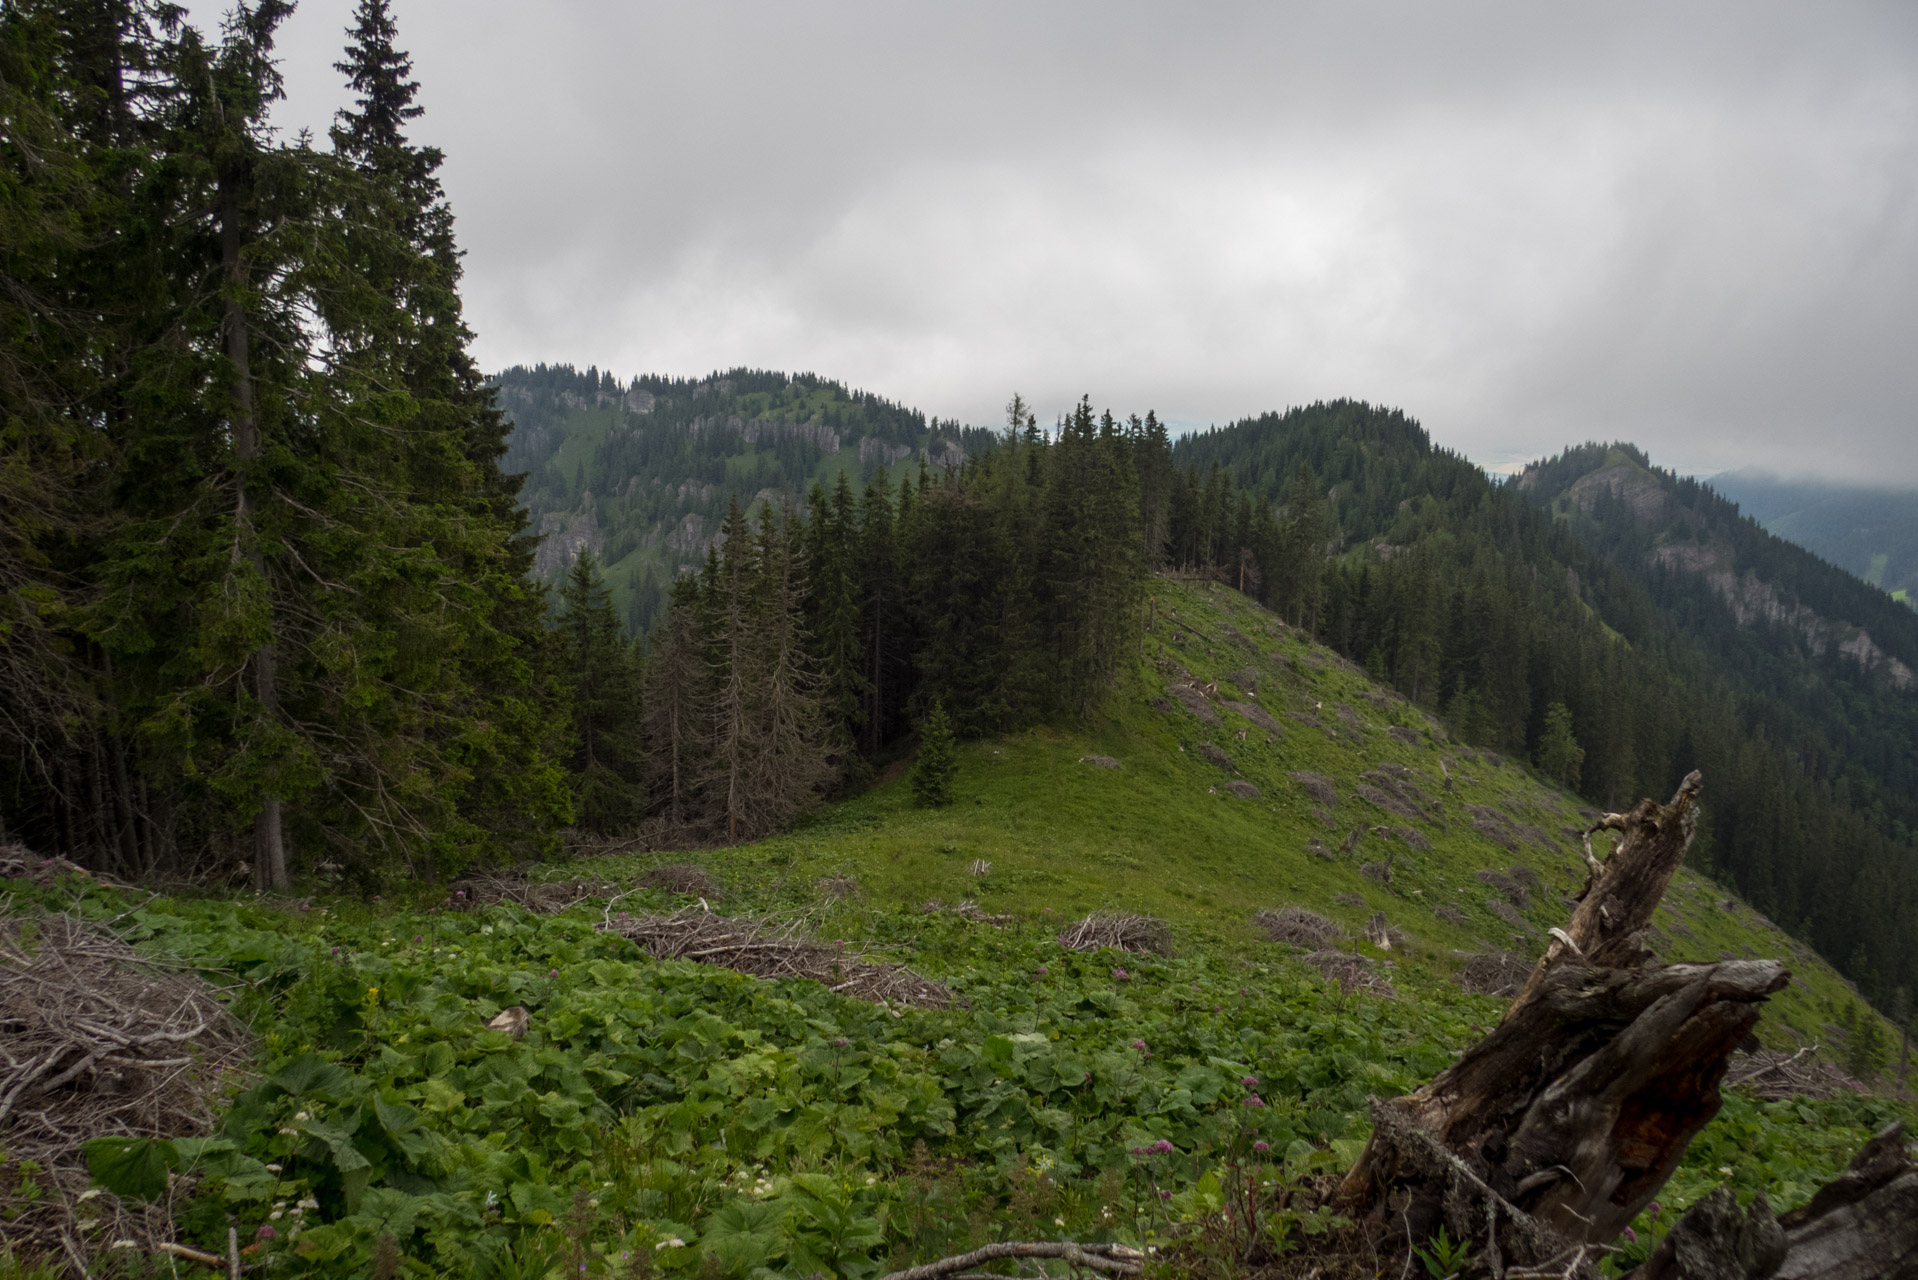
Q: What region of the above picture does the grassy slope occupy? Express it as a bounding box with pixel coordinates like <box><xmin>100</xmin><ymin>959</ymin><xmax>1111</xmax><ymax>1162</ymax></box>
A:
<box><xmin>5</xmin><ymin>576</ymin><xmax>1906</xmax><ymax>1276</ymax></box>
<box><xmin>602</xmin><ymin>575</ymin><xmax>1884</xmax><ymax>1050</ymax></box>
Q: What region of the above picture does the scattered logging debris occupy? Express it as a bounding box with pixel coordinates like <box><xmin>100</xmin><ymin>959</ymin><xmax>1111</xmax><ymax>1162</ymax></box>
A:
<box><xmin>0</xmin><ymin>913</ymin><xmax>249</xmax><ymax>1267</ymax></box>
<box><xmin>1253</xmin><ymin>906</ymin><xmax>1346</xmax><ymax>948</ymax></box>
<box><xmin>449</xmin><ymin>871</ymin><xmax>624</xmax><ymax>913</ymax></box>
<box><xmin>1724</xmin><ymin>1046</ymin><xmax>1857</xmax><ymax>1102</ymax></box>
<box><xmin>918</xmin><ymin>898</ymin><xmax>1012</xmax><ymax>927</ymax></box>
<box><xmin>1055</xmin><ymin>912</ymin><xmax>1174</xmax><ymax>957</ymax></box>
<box><xmin>637</xmin><ymin>862</ymin><xmax>725</xmax><ymax>898</ymax></box>
<box><xmin>877</xmin><ymin>1240</ymin><xmax>1144</xmax><ymax>1280</ymax></box>
<box><xmin>1455</xmin><ymin>949</ymin><xmax>1530</xmax><ymax>997</ymax></box>
<box><xmin>1290</xmin><ymin>771</ymin><xmax>1340</xmax><ymax>806</ymax></box>
<box><xmin>1298</xmin><ymin>949</ymin><xmax>1397</xmax><ymax>999</ymax></box>
<box><xmin>815</xmin><ymin>875</ymin><xmax>861</xmax><ymax>900</ymax></box>
<box><xmin>1340</xmin><ymin>772</ymin><xmax>1794</xmax><ymax>1270</ymax></box>
<box><xmin>1477</xmin><ymin>866</ymin><xmax>1535</xmax><ymax>908</ymax></box>
<box><xmin>598</xmin><ymin>908</ymin><xmax>958</xmax><ymax>1009</ymax></box>
<box><xmin>0</xmin><ymin>845</ymin><xmax>131</xmax><ymax>889</ymax></box>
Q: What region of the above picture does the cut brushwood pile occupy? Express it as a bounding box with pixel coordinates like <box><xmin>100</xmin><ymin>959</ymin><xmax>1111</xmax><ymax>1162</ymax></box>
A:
<box><xmin>1055</xmin><ymin>912</ymin><xmax>1174</xmax><ymax>957</ymax></box>
<box><xmin>918</xmin><ymin>898</ymin><xmax>1013</xmax><ymax>927</ymax></box>
<box><xmin>1455</xmin><ymin>949</ymin><xmax>1531</xmax><ymax>997</ymax></box>
<box><xmin>448</xmin><ymin>871</ymin><xmax>624</xmax><ymax>913</ymax></box>
<box><xmin>1298</xmin><ymin>949</ymin><xmax>1398</xmax><ymax>999</ymax></box>
<box><xmin>598</xmin><ymin>908</ymin><xmax>959</xmax><ymax>1009</ymax></box>
<box><xmin>1722</xmin><ymin>1046</ymin><xmax>1858</xmax><ymax>1102</ymax></box>
<box><xmin>1253</xmin><ymin>905</ymin><xmax>1346</xmax><ymax>948</ymax></box>
<box><xmin>0</xmin><ymin>913</ymin><xmax>249</xmax><ymax>1268</ymax></box>
<box><xmin>1340</xmin><ymin>772</ymin><xmax>1791</xmax><ymax>1272</ymax></box>
<box><xmin>635</xmin><ymin>862</ymin><xmax>724</xmax><ymax>898</ymax></box>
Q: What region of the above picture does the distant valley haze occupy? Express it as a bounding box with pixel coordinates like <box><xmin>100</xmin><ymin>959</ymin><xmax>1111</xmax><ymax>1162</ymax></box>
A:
<box><xmin>190</xmin><ymin>0</ymin><xmax>1918</xmax><ymax>485</ymax></box>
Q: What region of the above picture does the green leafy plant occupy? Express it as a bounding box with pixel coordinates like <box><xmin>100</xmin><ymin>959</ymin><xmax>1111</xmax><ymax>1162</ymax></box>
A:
<box><xmin>1413</xmin><ymin>1225</ymin><xmax>1471</xmax><ymax>1279</ymax></box>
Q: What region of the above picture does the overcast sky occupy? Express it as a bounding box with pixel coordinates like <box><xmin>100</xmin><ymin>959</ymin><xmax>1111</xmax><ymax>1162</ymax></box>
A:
<box><xmin>190</xmin><ymin>1</ymin><xmax>1918</xmax><ymax>484</ymax></box>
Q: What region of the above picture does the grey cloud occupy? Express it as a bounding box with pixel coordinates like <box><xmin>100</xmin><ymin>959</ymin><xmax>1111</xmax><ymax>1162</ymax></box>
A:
<box><xmin>193</xmin><ymin>0</ymin><xmax>1918</xmax><ymax>482</ymax></box>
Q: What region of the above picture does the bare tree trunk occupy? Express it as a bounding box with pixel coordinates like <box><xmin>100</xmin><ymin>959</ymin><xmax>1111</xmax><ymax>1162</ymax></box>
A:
<box><xmin>1340</xmin><ymin>772</ymin><xmax>1787</xmax><ymax>1271</ymax></box>
<box><xmin>220</xmin><ymin>180</ymin><xmax>287</xmax><ymax>892</ymax></box>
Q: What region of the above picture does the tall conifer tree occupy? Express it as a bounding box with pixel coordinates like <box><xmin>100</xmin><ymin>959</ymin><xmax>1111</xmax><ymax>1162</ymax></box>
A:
<box><xmin>556</xmin><ymin>550</ymin><xmax>645</xmax><ymax>832</ymax></box>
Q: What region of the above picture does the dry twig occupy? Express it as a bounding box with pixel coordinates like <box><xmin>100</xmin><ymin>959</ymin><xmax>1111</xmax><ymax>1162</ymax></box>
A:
<box><xmin>1055</xmin><ymin>912</ymin><xmax>1173</xmax><ymax>957</ymax></box>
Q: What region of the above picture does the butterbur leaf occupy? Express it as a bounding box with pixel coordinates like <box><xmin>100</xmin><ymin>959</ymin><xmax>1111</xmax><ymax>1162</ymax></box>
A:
<box><xmin>84</xmin><ymin>1136</ymin><xmax>177</xmax><ymax>1201</ymax></box>
<box><xmin>700</xmin><ymin>1198</ymin><xmax>786</xmax><ymax>1274</ymax></box>
<box><xmin>341</xmin><ymin>1164</ymin><xmax>373</xmax><ymax>1214</ymax></box>
<box><xmin>374</xmin><ymin>1093</ymin><xmax>423</xmax><ymax>1136</ymax></box>
<box><xmin>272</xmin><ymin>1051</ymin><xmax>354</xmax><ymax>1100</ymax></box>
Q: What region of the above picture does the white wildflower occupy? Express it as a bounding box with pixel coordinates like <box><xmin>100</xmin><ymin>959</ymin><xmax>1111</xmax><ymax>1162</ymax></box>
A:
<box><xmin>77</xmin><ymin>1189</ymin><xmax>103</xmax><ymax>1201</ymax></box>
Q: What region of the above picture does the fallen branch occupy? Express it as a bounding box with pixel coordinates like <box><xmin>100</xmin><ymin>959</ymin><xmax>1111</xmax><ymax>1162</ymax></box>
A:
<box><xmin>879</xmin><ymin>1240</ymin><xmax>1144</xmax><ymax>1280</ymax></box>
<box><xmin>159</xmin><ymin>1241</ymin><xmax>225</xmax><ymax>1267</ymax></box>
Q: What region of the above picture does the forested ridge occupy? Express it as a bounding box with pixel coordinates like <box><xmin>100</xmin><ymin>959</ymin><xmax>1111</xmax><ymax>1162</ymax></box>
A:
<box><xmin>1173</xmin><ymin>403</ymin><xmax>1918</xmax><ymax>1008</ymax></box>
<box><xmin>493</xmin><ymin>364</ymin><xmax>993</xmax><ymax>634</ymax></box>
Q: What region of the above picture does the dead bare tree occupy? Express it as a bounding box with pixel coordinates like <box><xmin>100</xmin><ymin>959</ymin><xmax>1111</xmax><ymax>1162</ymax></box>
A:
<box><xmin>1333</xmin><ymin>770</ymin><xmax>1918</xmax><ymax>1279</ymax></box>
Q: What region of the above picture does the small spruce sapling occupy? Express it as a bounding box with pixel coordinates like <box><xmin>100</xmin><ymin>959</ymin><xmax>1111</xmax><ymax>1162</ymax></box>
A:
<box><xmin>1535</xmin><ymin>702</ymin><xmax>1585</xmax><ymax>790</ymax></box>
<box><xmin>911</xmin><ymin>700</ymin><xmax>957</xmax><ymax>808</ymax></box>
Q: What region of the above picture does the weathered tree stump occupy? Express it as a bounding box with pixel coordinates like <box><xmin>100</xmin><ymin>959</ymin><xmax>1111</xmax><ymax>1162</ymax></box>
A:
<box><xmin>1628</xmin><ymin>1121</ymin><xmax>1918</xmax><ymax>1280</ymax></box>
<box><xmin>1340</xmin><ymin>772</ymin><xmax>1790</xmax><ymax>1274</ymax></box>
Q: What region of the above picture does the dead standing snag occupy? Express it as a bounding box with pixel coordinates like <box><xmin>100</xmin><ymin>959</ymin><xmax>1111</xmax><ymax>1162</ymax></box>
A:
<box><xmin>1340</xmin><ymin>772</ymin><xmax>1789</xmax><ymax>1266</ymax></box>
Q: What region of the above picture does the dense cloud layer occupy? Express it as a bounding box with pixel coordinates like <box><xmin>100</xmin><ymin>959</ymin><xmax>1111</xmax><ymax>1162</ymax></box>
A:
<box><xmin>197</xmin><ymin>0</ymin><xmax>1918</xmax><ymax>483</ymax></box>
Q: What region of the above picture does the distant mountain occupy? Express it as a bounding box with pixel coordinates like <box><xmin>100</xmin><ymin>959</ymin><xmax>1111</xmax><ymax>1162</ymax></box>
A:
<box><xmin>493</xmin><ymin>365</ymin><xmax>990</xmax><ymax>630</ymax></box>
<box><xmin>1705</xmin><ymin>469</ymin><xmax>1918</xmax><ymax>608</ymax></box>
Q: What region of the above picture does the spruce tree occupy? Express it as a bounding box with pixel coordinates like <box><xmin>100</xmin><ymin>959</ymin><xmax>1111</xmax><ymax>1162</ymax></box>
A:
<box><xmin>556</xmin><ymin>550</ymin><xmax>646</xmax><ymax>832</ymax></box>
<box><xmin>1536</xmin><ymin>702</ymin><xmax>1586</xmax><ymax>789</ymax></box>
<box><xmin>803</xmin><ymin>474</ymin><xmax>868</xmax><ymax>756</ymax></box>
<box><xmin>327</xmin><ymin>0</ymin><xmax>570</xmax><ymax>866</ymax></box>
<box><xmin>643</xmin><ymin>575</ymin><xmax>710</xmax><ymax>829</ymax></box>
<box><xmin>911</xmin><ymin>699</ymin><xmax>957</xmax><ymax>808</ymax></box>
